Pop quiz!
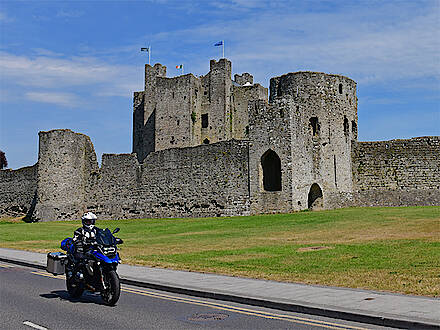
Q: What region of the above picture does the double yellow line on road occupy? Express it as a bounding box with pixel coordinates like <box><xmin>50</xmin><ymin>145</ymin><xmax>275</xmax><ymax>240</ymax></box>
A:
<box><xmin>30</xmin><ymin>270</ymin><xmax>369</xmax><ymax>330</ymax></box>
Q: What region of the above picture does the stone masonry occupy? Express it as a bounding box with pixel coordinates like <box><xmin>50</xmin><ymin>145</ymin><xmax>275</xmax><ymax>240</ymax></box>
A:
<box><xmin>0</xmin><ymin>58</ymin><xmax>438</xmax><ymax>221</ymax></box>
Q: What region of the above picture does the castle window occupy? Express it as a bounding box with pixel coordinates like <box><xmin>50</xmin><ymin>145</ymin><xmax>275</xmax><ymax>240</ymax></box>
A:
<box><xmin>204</xmin><ymin>91</ymin><xmax>208</xmax><ymax>95</ymax></box>
<box><xmin>308</xmin><ymin>183</ymin><xmax>323</xmax><ymax>210</ymax></box>
<box><xmin>202</xmin><ymin>114</ymin><xmax>209</xmax><ymax>128</ymax></box>
<box><xmin>339</xmin><ymin>84</ymin><xmax>343</xmax><ymax>94</ymax></box>
<box><xmin>172</xmin><ymin>92</ymin><xmax>175</xmax><ymax>98</ymax></box>
<box><xmin>343</xmin><ymin>116</ymin><xmax>349</xmax><ymax>136</ymax></box>
<box><xmin>203</xmin><ymin>138</ymin><xmax>210</xmax><ymax>144</ymax></box>
<box><xmin>351</xmin><ymin>121</ymin><xmax>357</xmax><ymax>139</ymax></box>
<box><xmin>309</xmin><ymin>117</ymin><xmax>319</xmax><ymax>136</ymax></box>
<box><xmin>261</xmin><ymin>149</ymin><xmax>282</xmax><ymax>192</ymax></box>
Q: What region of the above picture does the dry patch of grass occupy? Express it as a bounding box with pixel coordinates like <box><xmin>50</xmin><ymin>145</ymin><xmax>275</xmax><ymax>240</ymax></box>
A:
<box><xmin>262</xmin><ymin>217</ymin><xmax>439</xmax><ymax>245</ymax></box>
<box><xmin>297</xmin><ymin>246</ymin><xmax>332</xmax><ymax>252</ymax></box>
<box><xmin>0</xmin><ymin>216</ymin><xmax>25</xmax><ymax>222</ymax></box>
<box><xmin>213</xmin><ymin>253</ymin><xmax>272</xmax><ymax>262</ymax></box>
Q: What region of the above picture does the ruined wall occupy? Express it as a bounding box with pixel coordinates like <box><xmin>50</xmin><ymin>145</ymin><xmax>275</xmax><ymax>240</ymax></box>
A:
<box><xmin>234</xmin><ymin>73</ymin><xmax>253</xmax><ymax>86</ymax></box>
<box><xmin>133</xmin><ymin>63</ymin><xmax>167</xmax><ymax>163</ymax></box>
<box><xmin>133</xmin><ymin>91</ymin><xmax>153</xmax><ymax>163</ymax></box>
<box><xmin>31</xmin><ymin>129</ymin><xmax>99</xmax><ymax>221</ymax></box>
<box><xmin>154</xmin><ymin>74</ymin><xmax>201</xmax><ymax>150</ymax></box>
<box><xmin>204</xmin><ymin>59</ymin><xmax>233</xmax><ymax>144</ymax></box>
<box><xmin>350</xmin><ymin>137</ymin><xmax>440</xmax><ymax>206</ymax></box>
<box><xmin>87</xmin><ymin>140</ymin><xmax>250</xmax><ymax>219</ymax></box>
<box><xmin>232</xmin><ymin>84</ymin><xmax>268</xmax><ymax>140</ymax></box>
<box><xmin>248</xmin><ymin>98</ymin><xmax>294</xmax><ymax>214</ymax></box>
<box><xmin>85</xmin><ymin>153</ymin><xmax>140</xmax><ymax>218</ymax></box>
<box><xmin>0</xmin><ymin>165</ymin><xmax>37</xmax><ymax>217</ymax></box>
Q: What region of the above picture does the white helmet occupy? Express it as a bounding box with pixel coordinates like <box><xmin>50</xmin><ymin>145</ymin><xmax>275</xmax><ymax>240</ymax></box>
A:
<box><xmin>81</xmin><ymin>212</ymin><xmax>97</xmax><ymax>230</ymax></box>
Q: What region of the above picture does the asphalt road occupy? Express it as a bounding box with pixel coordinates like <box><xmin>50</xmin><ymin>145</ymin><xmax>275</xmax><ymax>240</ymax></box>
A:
<box><xmin>0</xmin><ymin>262</ymin><xmax>388</xmax><ymax>330</ymax></box>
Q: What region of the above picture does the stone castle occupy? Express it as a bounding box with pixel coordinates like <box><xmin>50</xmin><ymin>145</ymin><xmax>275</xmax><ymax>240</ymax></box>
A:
<box><xmin>1</xmin><ymin>58</ymin><xmax>439</xmax><ymax>221</ymax></box>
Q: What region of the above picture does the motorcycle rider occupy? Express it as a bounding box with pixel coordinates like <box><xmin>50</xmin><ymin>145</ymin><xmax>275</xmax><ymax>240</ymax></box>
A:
<box><xmin>72</xmin><ymin>212</ymin><xmax>100</xmax><ymax>278</ymax></box>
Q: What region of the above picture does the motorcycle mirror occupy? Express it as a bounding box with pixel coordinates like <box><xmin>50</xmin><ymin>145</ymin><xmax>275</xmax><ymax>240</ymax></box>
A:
<box><xmin>113</xmin><ymin>228</ymin><xmax>120</xmax><ymax>234</ymax></box>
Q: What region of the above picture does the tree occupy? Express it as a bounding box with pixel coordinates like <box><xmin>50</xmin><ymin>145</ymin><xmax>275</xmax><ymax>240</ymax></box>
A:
<box><xmin>0</xmin><ymin>150</ymin><xmax>7</xmax><ymax>169</ymax></box>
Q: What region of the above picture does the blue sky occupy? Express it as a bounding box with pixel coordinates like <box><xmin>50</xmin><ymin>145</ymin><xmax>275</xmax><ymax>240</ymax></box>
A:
<box><xmin>1</xmin><ymin>0</ymin><xmax>439</xmax><ymax>169</ymax></box>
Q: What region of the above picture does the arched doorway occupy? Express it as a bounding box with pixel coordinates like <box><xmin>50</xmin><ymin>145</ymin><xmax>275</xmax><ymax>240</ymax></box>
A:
<box><xmin>308</xmin><ymin>183</ymin><xmax>323</xmax><ymax>210</ymax></box>
<box><xmin>261</xmin><ymin>150</ymin><xmax>281</xmax><ymax>191</ymax></box>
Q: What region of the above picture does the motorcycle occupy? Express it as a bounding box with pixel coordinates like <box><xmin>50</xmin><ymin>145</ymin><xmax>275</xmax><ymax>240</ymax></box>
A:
<box><xmin>60</xmin><ymin>227</ymin><xmax>124</xmax><ymax>305</ymax></box>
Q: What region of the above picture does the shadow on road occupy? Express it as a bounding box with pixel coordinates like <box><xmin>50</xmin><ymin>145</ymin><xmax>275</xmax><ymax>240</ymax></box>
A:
<box><xmin>40</xmin><ymin>290</ymin><xmax>110</xmax><ymax>306</ymax></box>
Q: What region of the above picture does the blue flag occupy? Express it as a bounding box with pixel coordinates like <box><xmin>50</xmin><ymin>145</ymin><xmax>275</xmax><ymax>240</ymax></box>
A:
<box><xmin>214</xmin><ymin>41</ymin><xmax>223</xmax><ymax>46</ymax></box>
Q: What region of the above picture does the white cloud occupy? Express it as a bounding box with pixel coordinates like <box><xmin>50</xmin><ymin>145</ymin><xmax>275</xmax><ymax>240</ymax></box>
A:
<box><xmin>0</xmin><ymin>11</ymin><xmax>13</xmax><ymax>23</ymax></box>
<box><xmin>25</xmin><ymin>91</ymin><xmax>81</xmax><ymax>107</ymax></box>
<box><xmin>0</xmin><ymin>51</ymin><xmax>143</xmax><ymax>106</ymax></box>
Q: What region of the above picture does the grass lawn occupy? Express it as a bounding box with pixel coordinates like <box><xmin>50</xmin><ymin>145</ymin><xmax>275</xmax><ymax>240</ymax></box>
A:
<box><xmin>1</xmin><ymin>206</ymin><xmax>439</xmax><ymax>297</ymax></box>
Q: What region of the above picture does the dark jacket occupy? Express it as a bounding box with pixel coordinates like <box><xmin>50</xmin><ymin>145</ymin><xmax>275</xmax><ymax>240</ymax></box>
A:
<box><xmin>72</xmin><ymin>227</ymin><xmax>99</xmax><ymax>253</ymax></box>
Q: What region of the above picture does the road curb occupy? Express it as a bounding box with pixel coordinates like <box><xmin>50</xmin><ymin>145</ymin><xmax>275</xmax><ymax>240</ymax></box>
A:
<box><xmin>1</xmin><ymin>256</ymin><xmax>438</xmax><ymax>330</ymax></box>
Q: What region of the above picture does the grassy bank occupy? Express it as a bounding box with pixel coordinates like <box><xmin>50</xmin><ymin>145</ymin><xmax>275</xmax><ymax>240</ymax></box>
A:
<box><xmin>1</xmin><ymin>206</ymin><xmax>439</xmax><ymax>296</ymax></box>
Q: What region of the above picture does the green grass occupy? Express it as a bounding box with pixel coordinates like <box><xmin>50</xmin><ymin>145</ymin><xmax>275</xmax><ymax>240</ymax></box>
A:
<box><xmin>1</xmin><ymin>206</ymin><xmax>439</xmax><ymax>296</ymax></box>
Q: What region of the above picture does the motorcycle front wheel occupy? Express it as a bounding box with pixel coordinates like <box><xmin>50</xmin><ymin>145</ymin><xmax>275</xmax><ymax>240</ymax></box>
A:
<box><xmin>101</xmin><ymin>270</ymin><xmax>120</xmax><ymax>306</ymax></box>
<box><xmin>66</xmin><ymin>272</ymin><xmax>84</xmax><ymax>298</ymax></box>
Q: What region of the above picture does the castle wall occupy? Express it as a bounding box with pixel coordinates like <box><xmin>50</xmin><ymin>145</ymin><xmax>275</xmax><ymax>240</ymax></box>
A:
<box><xmin>31</xmin><ymin>129</ymin><xmax>99</xmax><ymax>221</ymax></box>
<box><xmin>232</xmin><ymin>84</ymin><xmax>268</xmax><ymax>139</ymax></box>
<box><xmin>86</xmin><ymin>140</ymin><xmax>250</xmax><ymax>220</ymax></box>
<box><xmin>234</xmin><ymin>73</ymin><xmax>253</xmax><ymax>86</ymax></box>
<box><xmin>85</xmin><ymin>153</ymin><xmax>140</xmax><ymax>218</ymax></box>
<box><xmin>133</xmin><ymin>63</ymin><xmax>167</xmax><ymax>163</ymax></box>
<box><xmin>350</xmin><ymin>137</ymin><xmax>440</xmax><ymax>206</ymax></box>
<box><xmin>154</xmin><ymin>74</ymin><xmax>202</xmax><ymax>150</ymax></box>
<box><xmin>248</xmin><ymin>98</ymin><xmax>294</xmax><ymax>214</ymax></box>
<box><xmin>0</xmin><ymin>165</ymin><xmax>37</xmax><ymax>217</ymax></box>
<box><xmin>133</xmin><ymin>91</ymin><xmax>153</xmax><ymax>162</ymax></box>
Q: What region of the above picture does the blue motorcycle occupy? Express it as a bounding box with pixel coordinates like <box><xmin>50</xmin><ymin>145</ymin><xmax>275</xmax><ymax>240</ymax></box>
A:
<box><xmin>61</xmin><ymin>227</ymin><xmax>123</xmax><ymax>305</ymax></box>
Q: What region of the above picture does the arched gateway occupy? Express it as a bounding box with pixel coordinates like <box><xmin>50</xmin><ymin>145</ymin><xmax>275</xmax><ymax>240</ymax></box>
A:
<box><xmin>308</xmin><ymin>183</ymin><xmax>323</xmax><ymax>210</ymax></box>
<box><xmin>261</xmin><ymin>150</ymin><xmax>281</xmax><ymax>191</ymax></box>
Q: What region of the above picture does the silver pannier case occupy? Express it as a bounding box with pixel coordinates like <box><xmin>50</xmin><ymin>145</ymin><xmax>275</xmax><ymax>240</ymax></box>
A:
<box><xmin>47</xmin><ymin>252</ymin><xmax>67</xmax><ymax>275</ymax></box>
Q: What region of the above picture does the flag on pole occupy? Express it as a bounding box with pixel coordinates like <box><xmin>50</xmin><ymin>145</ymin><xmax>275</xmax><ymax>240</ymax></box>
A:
<box><xmin>214</xmin><ymin>40</ymin><xmax>225</xmax><ymax>58</ymax></box>
<box><xmin>176</xmin><ymin>64</ymin><xmax>184</xmax><ymax>74</ymax></box>
<box><xmin>141</xmin><ymin>46</ymin><xmax>151</xmax><ymax>65</ymax></box>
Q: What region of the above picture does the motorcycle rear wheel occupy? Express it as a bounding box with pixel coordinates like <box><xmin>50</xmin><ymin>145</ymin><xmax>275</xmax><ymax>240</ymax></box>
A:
<box><xmin>101</xmin><ymin>270</ymin><xmax>120</xmax><ymax>306</ymax></box>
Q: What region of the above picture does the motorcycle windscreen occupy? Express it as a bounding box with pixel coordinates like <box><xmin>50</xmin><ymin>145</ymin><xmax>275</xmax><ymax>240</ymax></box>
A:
<box><xmin>96</xmin><ymin>228</ymin><xmax>116</xmax><ymax>246</ymax></box>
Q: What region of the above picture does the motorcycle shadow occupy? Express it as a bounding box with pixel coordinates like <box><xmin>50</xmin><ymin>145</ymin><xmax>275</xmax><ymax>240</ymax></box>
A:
<box><xmin>40</xmin><ymin>290</ymin><xmax>111</xmax><ymax>306</ymax></box>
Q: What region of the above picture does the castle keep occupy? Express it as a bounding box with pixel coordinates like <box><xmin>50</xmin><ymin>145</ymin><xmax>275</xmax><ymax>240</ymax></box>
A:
<box><xmin>1</xmin><ymin>59</ymin><xmax>439</xmax><ymax>221</ymax></box>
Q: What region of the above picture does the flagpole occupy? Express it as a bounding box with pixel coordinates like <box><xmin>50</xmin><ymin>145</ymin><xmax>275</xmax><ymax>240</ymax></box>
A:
<box><xmin>222</xmin><ymin>40</ymin><xmax>224</xmax><ymax>59</ymax></box>
<box><xmin>148</xmin><ymin>46</ymin><xmax>151</xmax><ymax>65</ymax></box>
<box><xmin>182</xmin><ymin>64</ymin><xmax>184</xmax><ymax>75</ymax></box>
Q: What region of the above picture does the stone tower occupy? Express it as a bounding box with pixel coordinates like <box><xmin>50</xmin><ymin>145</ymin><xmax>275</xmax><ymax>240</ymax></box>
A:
<box><xmin>31</xmin><ymin>129</ymin><xmax>98</xmax><ymax>221</ymax></box>
<box><xmin>249</xmin><ymin>72</ymin><xmax>357</xmax><ymax>213</ymax></box>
